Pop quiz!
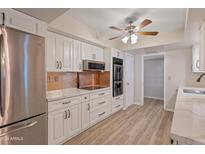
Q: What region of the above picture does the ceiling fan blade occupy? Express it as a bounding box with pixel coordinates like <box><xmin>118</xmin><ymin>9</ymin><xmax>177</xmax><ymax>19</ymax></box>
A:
<box><xmin>109</xmin><ymin>26</ymin><xmax>124</xmax><ymax>31</ymax></box>
<box><xmin>137</xmin><ymin>19</ymin><xmax>152</xmax><ymax>30</ymax></box>
<box><xmin>136</xmin><ymin>31</ymin><xmax>159</xmax><ymax>36</ymax></box>
<box><xmin>109</xmin><ymin>36</ymin><xmax>122</xmax><ymax>40</ymax></box>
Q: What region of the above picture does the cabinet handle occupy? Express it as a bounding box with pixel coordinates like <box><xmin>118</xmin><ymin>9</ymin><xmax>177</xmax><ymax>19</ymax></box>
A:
<box><xmin>62</xmin><ymin>101</ymin><xmax>71</xmax><ymax>105</ymax></box>
<box><xmin>60</xmin><ymin>61</ymin><xmax>62</xmax><ymax>69</ymax></box>
<box><xmin>98</xmin><ymin>112</ymin><xmax>106</xmax><ymax>116</ymax></box>
<box><xmin>79</xmin><ymin>63</ymin><xmax>82</xmax><ymax>70</ymax></box>
<box><xmin>67</xmin><ymin>109</ymin><xmax>70</xmax><ymax>118</ymax></box>
<box><xmin>196</xmin><ymin>60</ymin><xmax>200</xmax><ymax>69</ymax></box>
<box><xmin>64</xmin><ymin>111</ymin><xmax>67</xmax><ymax>119</ymax></box>
<box><xmin>98</xmin><ymin>92</ymin><xmax>105</xmax><ymax>96</ymax></box>
<box><xmin>98</xmin><ymin>101</ymin><xmax>106</xmax><ymax>105</ymax></box>
<box><xmin>116</xmin><ymin>97</ymin><xmax>121</xmax><ymax>100</ymax></box>
<box><xmin>56</xmin><ymin>61</ymin><xmax>59</xmax><ymax>69</ymax></box>
<box><xmin>87</xmin><ymin>103</ymin><xmax>90</xmax><ymax>111</ymax></box>
<box><xmin>116</xmin><ymin>105</ymin><xmax>121</xmax><ymax>108</ymax></box>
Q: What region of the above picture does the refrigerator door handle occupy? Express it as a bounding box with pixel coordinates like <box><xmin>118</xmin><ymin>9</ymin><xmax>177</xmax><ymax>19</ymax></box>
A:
<box><xmin>0</xmin><ymin>121</ymin><xmax>38</xmax><ymax>137</ymax></box>
<box><xmin>0</xmin><ymin>26</ymin><xmax>6</xmax><ymax>118</ymax></box>
<box><xmin>0</xmin><ymin>27</ymin><xmax>4</xmax><ymax>117</ymax></box>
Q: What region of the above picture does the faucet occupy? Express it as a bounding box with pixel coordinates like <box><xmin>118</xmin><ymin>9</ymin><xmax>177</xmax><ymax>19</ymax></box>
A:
<box><xmin>197</xmin><ymin>73</ymin><xmax>205</xmax><ymax>82</ymax></box>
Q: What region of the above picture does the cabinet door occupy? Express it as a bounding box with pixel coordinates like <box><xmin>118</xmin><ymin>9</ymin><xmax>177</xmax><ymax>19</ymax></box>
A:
<box><xmin>200</xmin><ymin>23</ymin><xmax>205</xmax><ymax>71</ymax></box>
<box><xmin>68</xmin><ymin>103</ymin><xmax>82</xmax><ymax>136</ymax></box>
<box><xmin>94</xmin><ymin>46</ymin><xmax>103</xmax><ymax>61</ymax></box>
<box><xmin>6</xmin><ymin>10</ymin><xmax>37</xmax><ymax>34</ymax></box>
<box><xmin>72</xmin><ymin>40</ymin><xmax>82</xmax><ymax>72</ymax></box>
<box><xmin>46</xmin><ymin>32</ymin><xmax>57</xmax><ymax>71</ymax></box>
<box><xmin>55</xmin><ymin>35</ymin><xmax>64</xmax><ymax>70</ymax></box>
<box><xmin>62</xmin><ymin>37</ymin><xmax>72</xmax><ymax>71</ymax></box>
<box><xmin>82</xmin><ymin>102</ymin><xmax>90</xmax><ymax>130</ymax></box>
<box><xmin>192</xmin><ymin>45</ymin><xmax>200</xmax><ymax>72</ymax></box>
<box><xmin>48</xmin><ymin>109</ymin><xmax>67</xmax><ymax>144</ymax></box>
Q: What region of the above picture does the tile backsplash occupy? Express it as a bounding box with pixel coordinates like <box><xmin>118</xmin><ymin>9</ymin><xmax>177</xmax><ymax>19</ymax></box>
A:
<box><xmin>47</xmin><ymin>71</ymin><xmax>110</xmax><ymax>91</ymax></box>
<box><xmin>47</xmin><ymin>72</ymin><xmax>77</xmax><ymax>91</ymax></box>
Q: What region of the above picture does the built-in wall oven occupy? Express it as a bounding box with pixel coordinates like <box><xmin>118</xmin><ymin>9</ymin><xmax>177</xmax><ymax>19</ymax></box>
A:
<box><xmin>113</xmin><ymin>57</ymin><xmax>123</xmax><ymax>97</ymax></box>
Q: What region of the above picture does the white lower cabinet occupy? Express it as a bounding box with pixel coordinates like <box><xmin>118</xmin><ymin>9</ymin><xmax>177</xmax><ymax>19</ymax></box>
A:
<box><xmin>48</xmin><ymin>99</ymin><xmax>82</xmax><ymax>145</ymax></box>
<box><xmin>48</xmin><ymin>89</ymin><xmax>117</xmax><ymax>144</ymax></box>
<box><xmin>81</xmin><ymin>101</ymin><xmax>90</xmax><ymax>130</ymax></box>
<box><xmin>69</xmin><ymin>103</ymin><xmax>82</xmax><ymax>136</ymax></box>
<box><xmin>48</xmin><ymin>108</ymin><xmax>67</xmax><ymax>145</ymax></box>
<box><xmin>112</xmin><ymin>95</ymin><xmax>124</xmax><ymax>113</ymax></box>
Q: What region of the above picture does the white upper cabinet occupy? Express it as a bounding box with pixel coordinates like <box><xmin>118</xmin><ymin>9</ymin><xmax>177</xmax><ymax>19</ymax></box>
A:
<box><xmin>0</xmin><ymin>9</ymin><xmax>47</xmax><ymax>37</ymax></box>
<box><xmin>111</xmin><ymin>48</ymin><xmax>124</xmax><ymax>59</ymax></box>
<box><xmin>82</xmin><ymin>43</ymin><xmax>104</xmax><ymax>61</ymax></box>
<box><xmin>46</xmin><ymin>32</ymin><xmax>73</xmax><ymax>72</ymax></box>
<box><xmin>63</xmin><ymin>37</ymin><xmax>73</xmax><ymax>71</ymax></box>
<box><xmin>193</xmin><ymin>22</ymin><xmax>205</xmax><ymax>73</ymax></box>
<box><xmin>72</xmin><ymin>40</ymin><xmax>83</xmax><ymax>72</ymax></box>
<box><xmin>46</xmin><ymin>32</ymin><xmax>56</xmax><ymax>71</ymax></box>
<box><xmin>192</xmin><ymin>45</ymin><xmax>200</xmax><ymax>72</ymax></box>
<box><xmin>199</xmin><ymin>22</ymin><xmax>205</xmax><ymax>71</ymax></box>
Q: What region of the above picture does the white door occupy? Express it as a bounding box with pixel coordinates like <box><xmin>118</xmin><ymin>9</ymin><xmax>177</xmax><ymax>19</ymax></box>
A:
<box><xmin>46</xmin><ymin>32</ymin><xmax>56</xmax><ymax>71</ymax></box>
<box><xmin>72</xmin><ymin>40</ymin><xmax>82</xmax><ymax>72</ymax></box>
<box><xmin>62</xmin><ymin>37</ymin><xmax>72</xmax><ymax>71</ymax></box>
<box><xmin>82</xmin><ymin>101</ymin><xmax>90</xmax><ymax>130</ymax></box>
<box><xmin>48</xmin><ymin>109</ymin><xmax>66</xmax><ymax>144</ymax></box>
<box><xmin>68</xmin><ymin>103</ymin><xmax>82</xmax><ymax>136</ymax></box>
<box><xmin>124</xmin><ymin>53</ymin><xmax>134</xmax><ymax>108</ymax></box>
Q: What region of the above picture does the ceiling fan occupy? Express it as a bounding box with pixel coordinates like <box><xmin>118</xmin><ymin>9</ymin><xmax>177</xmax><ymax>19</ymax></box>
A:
<box><xmin>109</xmin><ymin>19</ymin><xmax>159</xmax><ymax>44</ymax></box>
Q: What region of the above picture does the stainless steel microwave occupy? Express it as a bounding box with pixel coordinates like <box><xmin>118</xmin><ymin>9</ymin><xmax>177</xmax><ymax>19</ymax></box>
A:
<box><xmin>83</xmin><ymin>60</ymin><xmax>105</xmax><ymax>71</ymax></box>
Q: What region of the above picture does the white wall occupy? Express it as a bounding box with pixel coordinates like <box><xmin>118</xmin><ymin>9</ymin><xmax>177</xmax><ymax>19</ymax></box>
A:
<box><xmin>144</xmin><ymin>58</ymin><xmax>164</xmax><ymax>100</ymax></box>
<box><xmin>134</xmin><ymin>48</ymin><xmax>205</xmax><ymax>111</ymax></box>
<box><xmin>165</xmin><ymin>48</ymin><xmax>205</xmax><ymax>110</ymax></box>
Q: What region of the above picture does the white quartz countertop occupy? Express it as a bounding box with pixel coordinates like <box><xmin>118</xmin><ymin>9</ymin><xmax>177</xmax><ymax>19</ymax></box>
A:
<box><xmin>46</xmin><ymin>87</ymin><xmax>111</xmax><ymax>102</ymax></box>
<box><xmin>171</xmin><ymin>87</ymin><xmax>205</xmax><ymax>144</ymax></box>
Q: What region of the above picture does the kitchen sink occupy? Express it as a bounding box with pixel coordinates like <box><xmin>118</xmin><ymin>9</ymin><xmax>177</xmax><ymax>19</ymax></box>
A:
<box><xmin>183</xmin><ymin>89</ymin><xmax>205</xmax><ymax>95</ymax></box>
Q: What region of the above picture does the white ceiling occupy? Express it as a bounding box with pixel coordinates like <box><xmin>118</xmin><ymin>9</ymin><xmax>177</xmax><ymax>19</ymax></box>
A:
<box><xmin>15</xmin><ymin>8</ymin><xmax>69</xmax><ymax>23</ymax></box>
<box><xmin>66</xmin><ymin>8</ymin><xmax>186</xmax><ymax>39</ymax></box>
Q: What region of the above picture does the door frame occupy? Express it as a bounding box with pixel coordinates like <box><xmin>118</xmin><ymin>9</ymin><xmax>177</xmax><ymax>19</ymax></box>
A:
<box><xmin>141</xmin><ymin>52</ymin><xmax>166</xmax><ymax>110</ymax></box>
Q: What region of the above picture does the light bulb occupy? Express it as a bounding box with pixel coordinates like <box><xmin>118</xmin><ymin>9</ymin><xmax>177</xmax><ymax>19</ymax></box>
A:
<box><xmin>131</xmin><ymin>34</ymin><xmax>138</xmax><ymax>44</ymax></box>
<box><xmin>121</xmin><ymin>36</ymin><xmax>129</xmax><ymax>44</ymax></box>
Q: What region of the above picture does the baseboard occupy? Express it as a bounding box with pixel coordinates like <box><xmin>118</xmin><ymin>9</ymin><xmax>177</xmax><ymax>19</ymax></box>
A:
<box><xmin>144</xmin><ymin>96</ymin><xmax>164</xmax><ymax>101</ymax></box>
<box><xmin>134</xmin><ymin>102</ymin><xmax>143</xmax><ymax>106</ymax></box>
<box><xmin>164</xmin><ymin>107</ymin><xmax>174</xmax><ymax>112</ymax></box>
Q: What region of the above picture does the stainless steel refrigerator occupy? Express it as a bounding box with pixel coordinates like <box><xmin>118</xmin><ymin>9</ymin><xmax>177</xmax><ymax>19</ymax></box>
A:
<box><xmin>0</xmin><ymin>26</ymin><xmax>47</xmax><ymax>144</ymax></box>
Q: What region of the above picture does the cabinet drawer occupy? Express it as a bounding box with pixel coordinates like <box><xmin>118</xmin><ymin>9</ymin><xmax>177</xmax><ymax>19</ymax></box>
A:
<box><xmin>81</xmin><ymin>94</ymin><xmax>90</xmax><ymax>102</ymax></box>
<box><xmin>90</xmin><ymin>90</ymin><xmax>111</xmax><ymax>100</ymax></box>
<box><xmin>112</xmin><ymin>100</ymin><xmax>123</xmax><ymax>113</ymax></box>
<box><xmin>90</xmin><ymin>97</ymin><xmax>111</xmax><ymax>111</ymax></box>
<box><xmin>90</xmin><ymin>104</ymin><xmax>111</xmax><ymax>124</ymax></box>
<box><xmin>48</xmin><ymin>96</ymin><xmax>81</xmax><ymax>112</ymax></box>
<box><xmin>113</xmin><ymin>95</ymin><xmax>124</xmax><ymax>101</ymax></box>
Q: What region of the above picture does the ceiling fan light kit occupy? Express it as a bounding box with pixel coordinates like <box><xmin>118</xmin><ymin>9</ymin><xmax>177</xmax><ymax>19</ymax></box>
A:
<box><xmin>109</xmin><ymin>19</ymin><xmax>159</xmax><ymax>44</ymax></box>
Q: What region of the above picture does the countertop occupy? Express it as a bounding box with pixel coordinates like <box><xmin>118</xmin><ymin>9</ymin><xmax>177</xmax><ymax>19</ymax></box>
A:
<box><xmin>171</xmin><ymin>87</ymin><xmax>205</xmax><ymax>144</ymax></box>
<box><xmin>46</xmin><ymin>87</ymin><xmax>111</xmax><ymax>102</ymax></box>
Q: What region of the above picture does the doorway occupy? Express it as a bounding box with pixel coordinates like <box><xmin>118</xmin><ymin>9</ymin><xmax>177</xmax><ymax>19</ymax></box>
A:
<box><xmin>141</xmin><ymin>53</ymin><xmax>165</xmax><ymax>109</ymax></box>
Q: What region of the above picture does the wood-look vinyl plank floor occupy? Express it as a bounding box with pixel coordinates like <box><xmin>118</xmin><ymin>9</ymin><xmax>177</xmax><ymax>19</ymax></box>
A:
<box><xmin>64</xmin><ymin>98</ymin><xmax>173</xmax><ymax>145</ymax></box>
